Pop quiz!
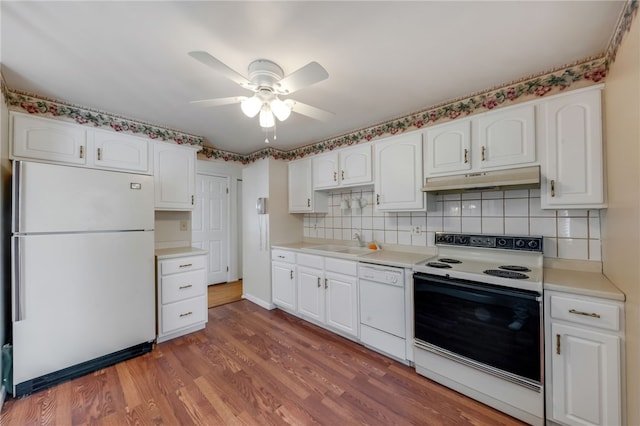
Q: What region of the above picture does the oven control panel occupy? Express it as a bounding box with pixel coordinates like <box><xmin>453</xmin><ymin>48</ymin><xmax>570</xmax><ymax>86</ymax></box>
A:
<box><xmin>435</xmin><ymin>233</ymin><xmax>543</xmax><ymax>253</ymax></box>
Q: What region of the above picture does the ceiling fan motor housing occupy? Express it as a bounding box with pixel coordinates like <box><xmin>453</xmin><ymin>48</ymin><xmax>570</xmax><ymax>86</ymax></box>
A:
<box><xmin>248</xmin><ymin>59</ymin><xmax>285</xmax><ymax>92</ymax></box>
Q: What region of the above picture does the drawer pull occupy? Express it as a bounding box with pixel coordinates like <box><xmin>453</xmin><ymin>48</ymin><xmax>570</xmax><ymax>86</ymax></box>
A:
<box><xmin>290</xmin><ymin>270</ymin><xmax>294</xmax><ymax>280</ymax></box>
<box><xmin>551</xmin><ymin>179</ymin><xmax>556</xmax><ymax>197</ymax></box>
<box><xmin>464</xmin><ymin>148</ymin><xmax>468</xmax><ymax>163</ymax></box>
<box><xmin>556</xmin><ymin>334</ymin><xmax>561</xmax><ymax>355</ymax></box>
<box><xmin>569</xmin><ymin>309</ymin><xmax>601</xmax><ymax>319</ymax></box>
<box><xmin>179</xmin><ymin>311</ymin><xmax>193</xmax><ymax>318</ymax></box>
<box><xmin>179</xmin><ymin>284</ymin><xmax>193</xmax><ymax>290</ymax></box>
<box><xmin>333</xmin><ymin>171</ymin><xmax>337</xmax><ymax>182</ymax></box>
<box><xmin>324</xmin><ymin>278</ymin><xmax>328</xmax><ymax>289</ymax></box>
<box><xmin>179</xmin><ymin>263</ymin><xmax>193</xmax><ymax>268</ymax></box>
<box><xmin>277</xmin><ymin>255</ymin><xmax>285</xmax><ymax>258</ymax></box>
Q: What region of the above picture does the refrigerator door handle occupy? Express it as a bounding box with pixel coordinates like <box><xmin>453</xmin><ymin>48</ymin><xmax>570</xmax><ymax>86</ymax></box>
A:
<box><xmin>13</xmin><ymin>237</ymin><xmax>24</xmax><ymax>321</ymax></box>
<box><xmin>12</xmin><ymin>161</ymin><xmax>22</xmax><ymax>233</ymax></box>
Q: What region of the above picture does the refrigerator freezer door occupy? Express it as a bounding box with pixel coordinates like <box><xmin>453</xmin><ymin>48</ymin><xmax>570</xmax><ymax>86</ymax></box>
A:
<box><xmin>14</xmin><ymin>161</ymin><xmax>154</xmax><ymax>233</ymax></box>
<box><xmin>12</xmin><ymin>231</ymin><xmax>155</xmax><ymax>387</ymax></box>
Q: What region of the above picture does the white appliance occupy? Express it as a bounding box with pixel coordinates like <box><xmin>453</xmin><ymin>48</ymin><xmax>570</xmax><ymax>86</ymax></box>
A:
<box><xmin>358</xmin><ymin>264</ymin><xmax>407</xmax><ymax>362</ymax></box>
<box><xmin>11</xmin><ymin>161</ymin><xmax>156</xmax><ymax>396</ymax></box>
<box><xmin>412</xmin><ymin>233</ymin><xmax>544</xmax><ymax>426</ymax></box>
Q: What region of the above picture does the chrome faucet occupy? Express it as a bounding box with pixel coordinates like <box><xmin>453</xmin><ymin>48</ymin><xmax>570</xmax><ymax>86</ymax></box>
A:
<box><xmin>353</xmin><ymin>232</ymin><xmax>365</xmax><ymax>247</ymax></box>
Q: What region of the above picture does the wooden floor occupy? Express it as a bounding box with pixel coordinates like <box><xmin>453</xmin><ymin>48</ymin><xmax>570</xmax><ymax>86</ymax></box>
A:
<box><xmin>208</xmin><ymin>279</ymin><xmax>243</xmax><ymax>308</ymax></box>
<box><xmin>1</xmin><ymin>300</ymin><xmax>525</xmax><ymax>425</ymax></box>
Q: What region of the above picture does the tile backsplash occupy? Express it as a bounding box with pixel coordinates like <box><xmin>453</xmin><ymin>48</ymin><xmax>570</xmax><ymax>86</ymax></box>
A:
<box><xmin>303</xmin><ymin>188</ymin><xmax>601</xmax><ymax>261</ymax></box>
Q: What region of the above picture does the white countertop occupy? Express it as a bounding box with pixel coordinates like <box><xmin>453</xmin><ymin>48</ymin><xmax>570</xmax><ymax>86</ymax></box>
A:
<box><xmin>544</xmin><ymin>267</ymin><xmax>625</xmax><ymax>302</ymax></box>
<box><xmin>272</xmin><ymin>242</ymin><xmax>433</xmax><ymax>268</ymax></box>
<box><xmin>155</xmin><ymin>247</ymin><xmax>208</xmax><ymax>260</ymax></box>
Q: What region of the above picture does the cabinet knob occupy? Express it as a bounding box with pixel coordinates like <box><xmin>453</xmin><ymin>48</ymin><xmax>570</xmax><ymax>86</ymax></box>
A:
<box><xmin>550</xmin><ymin>180</ymin><xmax>556</xmax><ymax>197</ymax></box>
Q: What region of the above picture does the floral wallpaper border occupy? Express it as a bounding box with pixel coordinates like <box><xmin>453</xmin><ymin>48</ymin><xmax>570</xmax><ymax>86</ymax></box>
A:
<box><xmin>5</xmin><ymin>90</ymin><xmax>203</xmax><ymax>147</ymax></box>
<box><xmin>2</xmin><ymin>0</ymin><xmax>637</xmax><ymax>164</ymax></box>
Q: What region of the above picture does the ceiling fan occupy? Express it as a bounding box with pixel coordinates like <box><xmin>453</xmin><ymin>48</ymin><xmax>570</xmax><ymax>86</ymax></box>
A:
<box><xmin>188</xmin><ymin>51</ymin><xmax>333</xmax><ymax>131</ymax></box>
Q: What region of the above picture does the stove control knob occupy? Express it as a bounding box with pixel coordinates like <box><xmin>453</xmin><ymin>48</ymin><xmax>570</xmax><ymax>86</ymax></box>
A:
<box><xmin>497</xmin><ymin>238</ymin><xmax>507</xmax><ymax>247</ymax></box>
<box><xmin>458</xmin><ymin>236</ymin><xmax>469</xmax><ymax>245</ymax></box>
<box><xmin>515</xmin><ymin>239</ymin><xmax>525</xmax><ymax>248</ymax></box>
<box><xmin>528</xmin><ymin>240</ymin><xmax>539</xmax><ymax>249</ymax></box>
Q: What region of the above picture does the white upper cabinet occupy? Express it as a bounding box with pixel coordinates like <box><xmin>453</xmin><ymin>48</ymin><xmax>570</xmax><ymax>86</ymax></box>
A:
<box><xmin>425</xmin><ymin>119</ymin><xmax>471</xmax><ymax>175</ymax></box>
<box><xmin>476</xmin><ymin>103</ymin><xmax>536</xmax><ymax>169</ymax></box>
<box><xmin>539</xmin><ymin>87</ymin><xmax>605</xmax><ymax>209</ymax></box>
<box><xmin>153</xmin><ymin>142</ymin><xmax>197</xmax><ymax>210</ymax></box>
<box><xmin>89</xmin><ymin>129</ymin><xmax>150</xmax><ymax>173</ymax></box>
<box><xmin>313</xmin><ymin>144</ymin><xmax>372</xmax><ymax>189</ymax></box>
<box><xmin>11</xmin><ymin>112</ymin><xmax>87</xmax><ymax>165</ymax></box>
<box><xmin>424</xmin><ymin>103</ymin><xmax>536</xmax><ymax>177</ymax></box>
<box><xmin>374</xmin><ymin>132</ymin><xmax>424</xmax><ymax>211</ymax></box>
<box><xmin>288</xmin><ymin>157</ymin><xmax>327</xmax><ymax>213</ymax></box>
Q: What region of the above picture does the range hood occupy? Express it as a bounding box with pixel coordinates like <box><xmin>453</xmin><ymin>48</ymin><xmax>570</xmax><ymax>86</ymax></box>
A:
<box><xmin>422</xmin><ymin>165</ymin><xmax>540</xmax><ymax>194</ymax></box>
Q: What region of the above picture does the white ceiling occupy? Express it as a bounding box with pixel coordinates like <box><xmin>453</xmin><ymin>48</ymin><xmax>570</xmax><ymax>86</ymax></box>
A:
<box><xmin>1</xmin><ymin>1</ymin><xmax>625</xmax><ymax>155</ymax></box>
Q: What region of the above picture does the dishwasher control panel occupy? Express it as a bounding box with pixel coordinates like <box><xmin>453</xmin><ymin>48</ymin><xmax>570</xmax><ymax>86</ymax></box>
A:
<box><xmin>358</xmin><ymin>264</ymin><xmax>405</xmax><ymax>286</ymax></box>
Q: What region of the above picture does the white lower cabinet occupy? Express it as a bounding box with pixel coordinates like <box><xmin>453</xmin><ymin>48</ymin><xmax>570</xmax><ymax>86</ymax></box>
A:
<box><xmin>157</xmin><ymin>253</ymin><xmax>208</xmax><ymax>342</ymax></box>
<box><xmin>545</xmin><ymin>291</ymin><xmax>624</xmax><ymax>426</ymax></box>
<box><xmin>282</xmin><ymin>252</ymin><xmax>358</xmax><ymax>339</ymax></box>
<box><xmin>271</xmin><ymin>249</ymin><xmax>297</xmax><ymax>312</ymax></box>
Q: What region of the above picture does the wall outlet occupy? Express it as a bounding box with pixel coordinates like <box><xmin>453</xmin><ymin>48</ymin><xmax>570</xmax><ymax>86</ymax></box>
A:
<box><xmin>179</xmin><ymin>220</ymin><xmax>189</xmax><ymax>231</ymax></box>
<box><xmin>412</xmin><ymin>226</ymin><xmax>422</xmax><ymax>236</ymax></box>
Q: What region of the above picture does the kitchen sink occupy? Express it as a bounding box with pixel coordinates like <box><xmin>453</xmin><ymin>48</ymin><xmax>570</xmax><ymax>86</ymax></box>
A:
<box><xmin>305</xmin><ymin>244</ymin><xmax>375</xmax><ymax>256</ymax></box>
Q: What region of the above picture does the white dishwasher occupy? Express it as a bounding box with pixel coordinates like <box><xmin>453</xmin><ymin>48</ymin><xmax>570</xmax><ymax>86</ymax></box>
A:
<box><xmin>358</xmin><ymin>263</ymin><xmax>407</xmax><ymax>361</ymax></box>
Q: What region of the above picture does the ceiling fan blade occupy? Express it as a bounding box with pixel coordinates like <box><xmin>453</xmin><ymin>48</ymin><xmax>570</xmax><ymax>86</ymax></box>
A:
<box><xmin>190</xmin><ymin>96</ymin><xmax>247</xmax><ymax>107</ymax></box>
<box><xmin>277</xmin><ymin>62</ymin><xmax>329</xmax><ymax>94</ymax></box>
<box><xmin>286</xmin><ymin>100</ymin><xmax>334</xmax><ymax>122</ymax></box>
<box><xmin>188</xmin><ymin>51</ymin><xmax>252</xmax><ymax>88</ymax></box>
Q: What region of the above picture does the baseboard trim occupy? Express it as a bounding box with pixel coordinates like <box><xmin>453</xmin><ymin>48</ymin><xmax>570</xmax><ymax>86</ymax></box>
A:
<box><xmin>242</xmin><ymin>293</ymin><xmax>276</xmax><ymax>310</ymax></box>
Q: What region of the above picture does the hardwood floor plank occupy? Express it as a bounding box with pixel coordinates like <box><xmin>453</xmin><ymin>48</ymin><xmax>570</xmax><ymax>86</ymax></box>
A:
<box><xmin>1</xmin><ymin>300</ymin><xmax>526</xmax><ymax>425</ymax></box>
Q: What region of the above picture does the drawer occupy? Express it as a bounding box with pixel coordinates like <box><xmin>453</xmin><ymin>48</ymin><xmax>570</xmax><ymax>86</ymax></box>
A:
<box><xmin>161</xmin><ymin>296</ymin><xmax>207</xmax><ymax>334</ymax></box>
<box><xmin>325</xmin><ymin>257</ymin><xmax>357</xmax><ymax>276</ymax></box>
<box><xmin>160</xmin><ymin>255</ymin><xmax>206</xmax><ymax>275</ymax></box>
<box><xmin>550</xmin><ymin>295</ymin><xmax>620</xmax><ymax>331</ymax></box>
<box><xmin>272</xmin><ymin>249</ymin><xmax>296</xmax><ymax>263</ymax></box>
<box><xmin>297</xmin><ymin>253</ymin><xmax>324</xmax><ymax>269</ymax></box>
<box><xmin>161</xmin><ymin>269</ymin><xmax>206</xmax><ymax>304</ymax></box>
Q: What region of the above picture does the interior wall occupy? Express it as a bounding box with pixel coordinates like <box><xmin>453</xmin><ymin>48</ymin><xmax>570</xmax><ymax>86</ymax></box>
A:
<box><xmin>0</xmin><ymin>79</ymin><xmax>10</xmax><ymax>409</ymax></box>
<box><xmin>154</xmin><ymin>211</ymin><xmax>192</xmax><ymax>249</ymax></box>
<box><xmin>601</xmin><ymin>16</ymin><xmax>640</xmax><ymax>426</ymax></box>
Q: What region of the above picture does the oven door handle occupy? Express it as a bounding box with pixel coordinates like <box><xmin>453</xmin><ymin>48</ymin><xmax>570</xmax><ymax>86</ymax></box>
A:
<box><xmin>414</xmin><ymin>273</ymin><xmax>540</xmax><ymax>301</ymax></box>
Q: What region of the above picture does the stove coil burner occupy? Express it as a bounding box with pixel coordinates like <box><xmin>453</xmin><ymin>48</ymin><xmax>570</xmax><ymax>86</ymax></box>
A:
<box><xmin>499</xmin><ymin>265</ymin><xmax>531</xmax><ymax>272</ymax></box>
<box><xmin>426</xmin><ymin>262</ymin><xmax>452</xmax><ymax>269</ymax></box>
<box><xmin>484</xmin><ymin>269</ymin><xmax>529</xmax><ymax>279</ymax></box>
<box><xmin>438</xmin><ymin>258</ymin><xmax>462</xmax><ymax>264</ymax></box>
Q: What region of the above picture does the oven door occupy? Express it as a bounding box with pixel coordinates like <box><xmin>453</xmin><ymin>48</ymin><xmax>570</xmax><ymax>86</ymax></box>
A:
<box><xmin>414</xmin><ymin>272</ymin><xmax>542</xmax><ymax>386</ymax></box>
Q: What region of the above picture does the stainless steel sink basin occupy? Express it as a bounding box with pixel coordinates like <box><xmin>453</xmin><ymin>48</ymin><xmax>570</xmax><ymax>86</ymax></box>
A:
<box><xmin>306</xmin><ymin>244</ymin><xmax>375</xmax><ymax>256</ymax></box>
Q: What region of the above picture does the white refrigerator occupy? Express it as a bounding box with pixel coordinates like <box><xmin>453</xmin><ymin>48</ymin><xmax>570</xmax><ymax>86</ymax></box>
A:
<box><xmin>11</xmin><ymin>161</ymin><xmax>156</xmax><ymax>396</ymax></box>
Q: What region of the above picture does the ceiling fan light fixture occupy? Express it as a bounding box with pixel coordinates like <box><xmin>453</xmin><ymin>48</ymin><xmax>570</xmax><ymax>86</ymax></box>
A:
<box><xmin>270</xmin><ymin>98</ymin><xmax>291</xmax><ymax>121</ymax></box>
<box><xmin>259</xmin><ymin>107</ymin><xmax>275</xmax><ymax>128</ymax></box>
<box><xmin>240</xmin><ymin>96</ymin><xmax>261</xmax><ymax>118</ymax></box>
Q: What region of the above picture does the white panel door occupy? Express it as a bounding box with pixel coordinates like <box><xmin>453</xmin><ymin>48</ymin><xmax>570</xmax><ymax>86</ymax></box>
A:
<box><xmin>325</xmin><ymin>272</ymin><xmax>358</xmax><ymax>337</ymax></box>
<box><xmin>192</xmin><ymin>174</ymin><xmax>229</xmax><ymax>285</ymax></box>
<box><xmin>297</xmin><ymin>266</ymin><xmax>324</xmax><ymax>323</ymax></box>
<box><xmin>425</xmin><ymin>119</ymin><xmax>471</xmax><ymax>176</ymax></box>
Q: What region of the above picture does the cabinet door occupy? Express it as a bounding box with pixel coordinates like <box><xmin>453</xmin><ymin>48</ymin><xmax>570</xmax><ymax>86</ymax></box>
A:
<box><xmin>288</xmin><ymin>158</ymin><xmax>313</xmax><ymax>212</ymax></box>
<box><xmin>12</xmin><ymin>113</ymin><xmax>87</xmax><ymax>165</ymax></box>
<box><xmin>551</xmin><ymin>322</ymin><xmax>621</xmax><ymax>426</ymax></box>
<box><xmin>540</xmin><ymin>89</ymin><xmax>604</xmax><ymax>208</ymax></box>
<box><xmin>425</xmin><ymin>119</ymin><xmax>471</xmax><ymax>176</ymax></box>
<box><xmin>297</xmin><ymin>266</ymin><xmax>324</xmax><ymax>323</ymax></box>
<box><xmin>154</xmin><ymin>143</ymin><xmax>196</xmax><ymax>210</ymax></box>
<box><xmin>477</xmin><ymin>104</ymin><xmax>536</xmax><ymax>169</ymax></box>
<box><xmin>339</xmin><ymin>144</ymin><xmax>372</xmax><ymax>186</ymax></box>
<box><xmin>325</xmin><ymin>272</ymin><xmax>358</xmax><ymax>337</ymax></box>
<box><xmin>91</xmin><ymin>130</ymin><xmax>150</xmax><ymax>173</ymax></box>
<box><xmin>272</xmin><ymin>261</ymin><xmax>296</xmax><ymax>311</ymax></box>
<box><xmin>374</xmin><ymin>133</ymin><xmax>424</xmax><ymax>211</ymax></box>
<box><xmin>313</xmin><ymin>152</ymin><xmax>339</xmax><ymax>189</ymax></box>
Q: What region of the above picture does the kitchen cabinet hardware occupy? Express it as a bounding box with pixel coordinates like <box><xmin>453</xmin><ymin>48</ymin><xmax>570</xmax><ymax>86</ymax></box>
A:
<box><xmin>376</xmin><ymin>194</ymin><xmax>380</xmax><ymax>205</ymax></box>
<box><xmin>556</xmin><ymin>334</ymin><xmax>561</xmax><ymax>355</ymax></box>
<box><xmin>317</xmin><ymin>277</ymin><xmax>321</xmax><ymax>288</ymax></box>
<box><xmin>569</xmin><ymin>308</ymin><xmax>601</xmax><ymax>319</ymax></box>
<box><xmin>333</xmin><ymin>171</ymin><xmax>337</xmax><ymax>182</ymax></box>
<box><xmin>97</xmin><ymin>148</ymin><xmax>102</xmax><ymax>161</ymax></box>
<box><xmin>481</xmin><ymin>145</ymin><xmax>486</xmax><ymax>161</ymax></box>
<box><xmin>464</xmin><ymin>148</ymin><xmax>468</xmax><ymax>163</ymax></box>
<box><xmin>179</xmin><ymin>311</ymin><xmax>193</xmax><ymax>317</ymax></box>
<box><xmin>550</xmin><ymin>179</ymin><xmax>555</xmax><ymax>197</ymax></box>
<box><xmin>324</xmin><ymin>278</ymin><xmax>328</xmax><ymax>289</ymax></box>
<box><xmin>79</xmin><ymin>146</ymin><xmax>84</xmax><ymax>159</ymax></box>
<box><xmin>307</xmin><ymin>198</ymin><xmax>311</xmax><ymax>207</ymax></box>
<box><xmin>290</xmin><ymin>270</ymin><xmax>294</xmax><ymax>280</ymax></box>
<box><xmin>191</xmin><ymin>195</ymin><xmax>195</xmax><ymax>205</ymax></box>
<box><xmin>179</xmin><ymin>263</ymin><xmax>193</xmax><ymax>268</ymax></box>
<box><xmin>277</xmin><ymin>255</ymin><xmax>285</xmax><ymax>259</ymax></box>
<box><xmin>341</xmin><ymin>170</ymin><xmax>345</xmax><ymax>180</ymax></box>
<box><xmin>179</xmin><ymin>284</ymin><xmax>193</xmax><ymax>290</ymax></box>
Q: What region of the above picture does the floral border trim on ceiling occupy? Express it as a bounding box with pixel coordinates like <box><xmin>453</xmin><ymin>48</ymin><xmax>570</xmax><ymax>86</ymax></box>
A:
<box><xmin>6</xmin><ymin>90</ymin><xmax>204</xmax><ymax>147</ymax></box>
<box><xmin>607</xmin><ymin>0</ymin><xmax>638</xmax><ymax>64</ymax></box>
